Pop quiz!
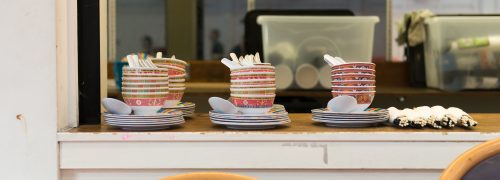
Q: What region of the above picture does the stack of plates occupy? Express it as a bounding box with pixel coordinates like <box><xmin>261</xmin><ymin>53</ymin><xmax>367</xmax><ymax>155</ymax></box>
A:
<box><xmin>161</xmin><ymin>102</ymin><xmax>196</xmax><ymax>117</ymax></box>
<box><xmin>311</xmin><ymin>108</ymin><xmax>388</xmax><ymax>127</ymax></box>
<box><xmin>209</xmin><ymin>104</ymin><xmax>290</xmax><ymax>130</ymax></box>
<box><xmin>104</xmin><ymin>109</ymin><xmax>185</xmax><ymax>131</ymax></box>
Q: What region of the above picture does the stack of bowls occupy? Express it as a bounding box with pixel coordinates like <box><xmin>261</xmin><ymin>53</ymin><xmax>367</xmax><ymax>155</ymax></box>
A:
<box><xmin>330</xmin><ymin>62</ymin><xmax>376</xmax><ymax>112</ymax></box>
<box><xmin>230</xmin><ymin>65</ymin><xmax>276</xmax><ymax>114</ymax></box>
<box><xmin>151</xmin><ymin>57</ymin><xmax>188</xmax><ymax>107</ymax></box>
<box><xmin>121</xmin><ymin>67</ymin><xmax>169</xmax><ymax>115</ymax></box>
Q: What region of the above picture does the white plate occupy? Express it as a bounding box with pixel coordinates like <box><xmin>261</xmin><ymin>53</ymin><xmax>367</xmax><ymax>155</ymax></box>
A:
<box><xmin>311</xmin><ymin>108</ymin><xmax>388</xmax><ymax>115</ymax></box>
<box><xmin>318</xmin><ymin>65</ymin><xmax>332</xmax><ymax>89</ymax></box>
<box><xmin>312</xmin><ymin>118</ymin><xmax>387</xmax><ymax>123</ymax></box>
<box><xmin>106</xmin><ymin>119</ymin><xmax>184</xmax><ymax>125</ymax></box>
<box><xmin>106</xmin><ymin>121</ymin><xmax>184</xmax><ymax>127</ymax></box>
<box><xmin>105</xmin><ymin>118</ymin><xmax>184</xmax><ymax>123</ymax></box>
<box><xmin>323</xmin><ymin>122</ymin><xmax>381</xmax><ymax>128</ymax></box>
<box><xmin>211</xmin><ymin>119</ymin><xmax>290</xmax><ymax>126</ymax></box>
<box><xmin>210</xmin><ymin>117</ymin><xmax>289</xmax><ymax>123</ymax></box>
<box><xmin>108</xmin><ymin>125</ymin><xmax>178</xmax><ymax>131</ymax></box>
<box><xmin>222</xmin><ymin>124</ymin><xmax>279</xmax><ymax>130</ymax></box>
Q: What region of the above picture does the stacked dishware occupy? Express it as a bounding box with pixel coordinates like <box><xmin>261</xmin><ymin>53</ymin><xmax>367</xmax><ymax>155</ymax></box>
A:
<box><xmin>121</xmin><ymin>66</ymin><xmax>170</xmax><ymax>115</ymax></box>
<box><xmin>312</xmin><ymin>108</ymin><xmax>388</xmax><ymax>127</ymax></box>
<box><xmin>151</xmin><ymin>53</ymin><xmax>196</xmax><ymax>116</ymax></box>
<box><xmin>209</xmin><ymin>53</ymin><xmax>290</xmax><ymax>129</ymax></box>
<box><xmin>160</xmin><ymin>102</ymin><xmax>196</xmax><ymax>117</ymax></box>
<box><xmin>311</xmin><ymin>55</ymin><xmax>386</xmax><ymax>127</ymax></box>
<box><xmin>104</xmin><ymin>109</ymin><xmax>185</xmax><ymax>130</ymax></box>
<box><xmin>329</xmin><ymin>58</ymin><xmax>376</xmax><ymax>112</ymax></box>
<box><xmin>230</xmin><ymin>63</ymin><xmax>276</xmax><ymax>114</ymax></box>
<box><xmin>209</xmin><ymin>104</ymin><xmax>290</xmax><ymax>130</ymax></box>
<box><xmin>103</xmin><ymin>54</ymin><xmax>185</xmax><ymax>131</ymax></box>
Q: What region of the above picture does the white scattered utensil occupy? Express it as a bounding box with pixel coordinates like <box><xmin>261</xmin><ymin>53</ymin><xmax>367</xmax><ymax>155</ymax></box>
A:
<box><xmin>126</xmin><ymin>55</ymin><xmax>135</xmax><ymax>67</ymax></box>
<box><xmin>221</xmin><ymin>58</ymin><xmax>240</xmax><ymax>70</ymax></box>
<box><xmin>327</xmin><ymin>96</ymin><xmax>358</xmax><ymax>113</ymax></box>
<box><xmin>230</xmin><ymin>53</ymin><xmax>239</xmax><ymax>62</ymax></box>
<box><xmin>323</xmin><ymin>54</ymin><xmax>336</xmax><ymax>67</ymax></box>
<box><xmin>255</xmin><ymin>52</ymin><xmax>262</xmax><ymax>63</ymax></box>
<box><xmin>171</xmin><ymin>55</ymin><xmax>176</xmax><ymax>59</ymax></box>
<box><xmin>102</xmin><ymin>98</ymin><xmax>132</xmax><ymax>115</ymax></box>
<box><xmin>156</xmin><ymin>52</ymin><xmax>162</xmax><ymax>58</ymax></box>
<box><xmin>208</xmin><ymin>97</ymin><xmax>239</xmax><ymax>114</ymax></box>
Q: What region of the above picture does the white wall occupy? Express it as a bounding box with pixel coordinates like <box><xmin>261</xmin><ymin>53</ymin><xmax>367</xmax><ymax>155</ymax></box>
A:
<box><xmin>0</xmin><ymin>0</ymin><xmax>58</xmax><ymax>179</ymax></box>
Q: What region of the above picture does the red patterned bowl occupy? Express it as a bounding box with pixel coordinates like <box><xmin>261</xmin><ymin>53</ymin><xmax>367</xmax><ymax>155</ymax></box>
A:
<box><xmin>151</xmin><ymin>58</ymin><xmax>188</xmax><ymax>69</ymax></box>
<box><xmin>230</xmin><ymin>94</ymin><xmax>275</xmax><ymax>114</ymax></box>
<box><xmin>331</xmin><ymin>91</ymin><xmax>375</xmax><ymax>112</ymax></box>
<box><xmin>122</xmin><ymin>91</ymin><xmax>169</xmax><ymax>115</ymax></box>
<box><xmin>331</xmin><ymin>86</ymin><xmax>376</xmax><ymax>92</ymax></box>
<box><xmin>331</xmin><ymin>68</ymin><xmax>375</xmax><ymax>75</ymax></box>
<box><xmin>331</xmin><ymin>80</ymin><xmax>375</xmax><ymax>87</ymax></box>
<box><xmin>332</xmin><ymin>62</ymin><xmax>375</xmax><ymax>70</ymax></box>
<box><xmin>163</xmin><ymin>87</ymin><xmax>186</xmax><ymax>108</ymax></box>
<box><xmin>331</xmin><ymin>74</ymin><xmax>376</xmax><ymax>81</ymax></box>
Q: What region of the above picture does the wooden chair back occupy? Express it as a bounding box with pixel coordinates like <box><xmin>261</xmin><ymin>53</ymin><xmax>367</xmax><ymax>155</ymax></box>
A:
<box><xmin>440</xmin><ymin>138</ymin><xmax>500</xmax><ymax>180</ymax></box>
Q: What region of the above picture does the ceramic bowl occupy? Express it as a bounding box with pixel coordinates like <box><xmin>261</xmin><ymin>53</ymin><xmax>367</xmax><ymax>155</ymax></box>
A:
<box><xmin>331</xmin><ymin>74</ymin><xmax>376</xmax><ymax>81</ymax></box>
<box><xmin>230</xmin><ymin>83</ymin><xmax>276</xmax><ymax>88</ymax></box>
<box><xmin>230</xmin><ymin>94</ymin><xmax>276</xmax><ymax>114</ymax></box>
<box><xmin>332</xmin><ymin>62</ymin><xmax>375</xmax><ymax>70</ymax></box>
<box><xmin>331</xmin><ymin>80</ymin><xmax>376</xmax><ymax>87</ymax></box>
<box><xmin>230</xmin><ymin>78</ymin><xmax>276</xmax><ymax>85</ymax></box>
<box><xmin>230</xmin><ymin>74</ymin><xmax>275</xmax><ymax>81</ymax></box>
<box><xmin>163</xmin><ymin>87</ymin><xmax>186</xmax><ymax>108</ymax></box>
<box><xmin>253</xmin><ymin>63</ymin><xmax>272</xmax><ymax>66</ymax></box>
<box><xmin>331</xmin><ymin>86</ymin><xmax>376</xmax><ymax>92</ymax></box>
<box><xmin>331</xmin><ymin>68</ymin><xmax>376</xmax><ymax>75</ymax></box>
<box><xmin>151</xmin><ymin>57</ymin><xmax>188</xmax><ymax>69</ymax></box>
<box><xmin>230</xmin><ymin>87</ymin><xmax>276</xmax><ymax>95</ymax></box>
<box><xmin>122</xmin><ymin>67</ymin><xmax>169</xmax><ymax>74</ymax></box>
<box><xmin>121</xmin><ymin>86</ymin><xmax>169</xmax><ymax>93</ymax></box>
<box><xmin>275</xmin><ymin>64</ymin><xmax>293</xmax><ymax>90</ymax></box>
<box><xmin>156</xmin><ymin>64</ymin><xmax>186</xmax><ymax>76</ymax></box>
<box><xmin>169</xmin><ymin>82</ymin><xmax>185</xmax><ymax>88</ymax></box>
<box><xmin>121</xmin><ymin>91</ymin><xmax>169</xmax><ymax>115</ymax></box>
<box><xmin>330</xmin><ymin>91</ymin><xmax>375</xmax><ymax>112</ymax></box>
<box><xmin>121</xmin><ymin>82</ymin><xmax>169</xmax><ymax>88</ymax></box>
<box><xmin>230</xmin><ymin>65</ymin><xmax>275</xmax><ymax>74</ymax></box>
<box><xmin>169</xmin><ymin>78</ymin><xmax>185</xmax><ymax>83</ymax></box>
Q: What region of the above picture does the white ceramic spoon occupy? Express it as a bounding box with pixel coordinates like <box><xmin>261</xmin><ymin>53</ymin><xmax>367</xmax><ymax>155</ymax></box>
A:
<box><xmin>255</xmin><ymin>52</ymin><xmax>262</xmax><ymax>63</ymax></box>
<box><xmin>145</xmin><ymin>57</ymin><xmax>157</xmax><ymax>68</ymax></box>
<box><xmin>230</xmin><ymin>53</ymin><xmax>239</xmax><ymax>62</ymax></box>
<box><xmin>327</xmin><ymin>96</ymin><xmax>358</xmax><ymax>113</ymax></box>
<box><xmin>323</xmin><ymin>54</ymin><xmax>336</xmax><ymax>67</ymax></box>
<box><xmin>208</xmin><ymin>97</ymin><xmax>239</xmax><ymax>114</ymax></box>
<box><xmin>126</xmin><ymin>55</ymin><xmax>135</xmax><ymax>68</ymax></box>
<box><xmin>221</xmin><ymin>58</ymin><xmax>240</xmax><ymax>70</ymax></box>
<box><xmin>102</xmin><ymin>98</ymin><xmax>132</xmax><ymax>115</ymax></box>
<box><xmin>156</xmin><ymin>52</ymin><xmax>162</xmax><ymax>58</ymax></box>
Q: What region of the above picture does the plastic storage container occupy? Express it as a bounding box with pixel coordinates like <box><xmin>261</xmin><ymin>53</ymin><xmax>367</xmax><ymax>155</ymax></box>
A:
<box><xmin>257</xmin><ymin>16</ymin><xmax>379</xmax><ymax>90</ymax></box>
<box><xmin>424</xmin><ymin>16</ymin><xmax>500</xmax><ymax>91</ymax></box>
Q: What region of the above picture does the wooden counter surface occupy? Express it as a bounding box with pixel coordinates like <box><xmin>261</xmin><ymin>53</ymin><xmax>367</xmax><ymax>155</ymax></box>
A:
<box><xmin>64</xmin><ymin>113</ymin><xmax>500</xmax><ymax>134</ymax></box>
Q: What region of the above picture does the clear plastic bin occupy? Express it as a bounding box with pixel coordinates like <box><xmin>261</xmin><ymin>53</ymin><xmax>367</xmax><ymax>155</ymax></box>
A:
<box><xmin>257</xmin><ymin>16</ymin><xmax>379</xmax><ymax>90</ymax></box>
<box><xmin>424</xmin><ymin>16</ymin><xmax>500</xmax><ymax>91</ymax></box>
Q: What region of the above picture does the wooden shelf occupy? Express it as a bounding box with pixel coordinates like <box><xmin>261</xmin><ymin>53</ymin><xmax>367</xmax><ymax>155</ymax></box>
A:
<box><xmin>59</xmin><ymin>113</ymin><xmax>500</xmax><ymax>142</ymax></box>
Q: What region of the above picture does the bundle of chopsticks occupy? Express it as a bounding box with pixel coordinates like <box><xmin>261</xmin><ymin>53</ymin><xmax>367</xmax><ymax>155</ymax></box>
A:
<box><xmin>387</xmin><ymin>106</ymin><xmax>477</xmax><ymax>129</ymax></box>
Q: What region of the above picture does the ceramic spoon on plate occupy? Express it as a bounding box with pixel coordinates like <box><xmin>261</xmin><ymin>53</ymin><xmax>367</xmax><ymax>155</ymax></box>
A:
<box><xmin>102</xmin><ymin>98</ymin><xmax>132</xmax><ymax>115</ymax></box>
<box><xmin>327</xmin><ymin>96</ymin><xmax>358</xmax><ymax>113</ymax></box>
<box><xmin>208</xmin><ymin>97</ymin><xmax>239</xmax><ymax>114</ymax></box>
